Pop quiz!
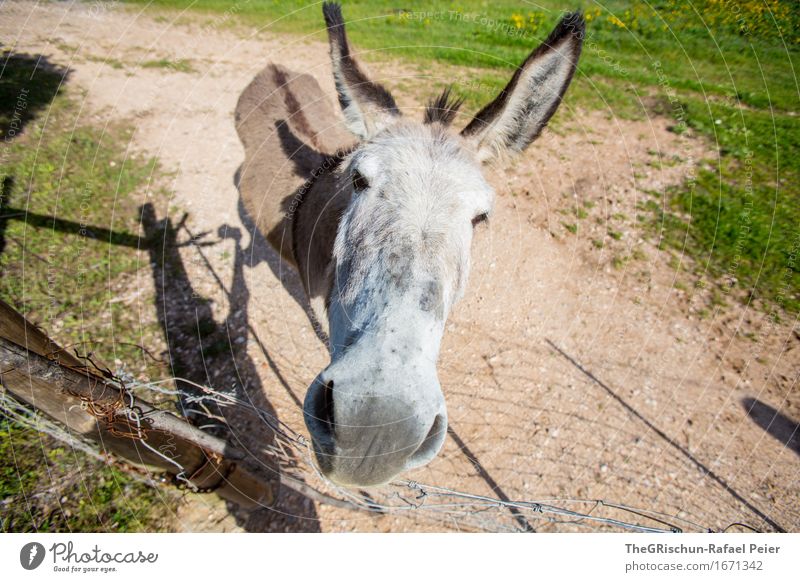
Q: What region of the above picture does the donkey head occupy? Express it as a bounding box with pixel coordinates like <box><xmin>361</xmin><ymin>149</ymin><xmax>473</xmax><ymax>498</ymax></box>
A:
<box><xmin>304</xmin><ymin>2</ymin><xmax>584</xmax><ymax>486</ymax></box>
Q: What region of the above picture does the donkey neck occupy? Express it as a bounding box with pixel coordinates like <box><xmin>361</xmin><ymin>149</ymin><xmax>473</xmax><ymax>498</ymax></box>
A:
<box><xmin>290</xmin><ymin>150</ymin><xmax>352</xmax><ymax>324</ymax></box>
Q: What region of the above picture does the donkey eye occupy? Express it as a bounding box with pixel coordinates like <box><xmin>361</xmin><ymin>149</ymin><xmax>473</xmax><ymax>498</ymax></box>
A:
<box><xmin>472</xmin><ymin>212</ymin><xmax>489</xmax><ymax>228</ymax></box>
<box><xmin>352</xmin><ymin>170</ymin><xmax>369</xmax><ymax>192</ymax></box>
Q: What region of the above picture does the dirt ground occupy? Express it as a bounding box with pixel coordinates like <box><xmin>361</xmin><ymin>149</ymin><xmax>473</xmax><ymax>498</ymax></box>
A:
<box><xmin>2</xmin><ymin>0</ymin><xmax>798</xmax><ymax>532</ymax></box>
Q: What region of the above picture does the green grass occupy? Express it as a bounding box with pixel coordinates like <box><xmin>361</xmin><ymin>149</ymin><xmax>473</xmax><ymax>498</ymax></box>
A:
<box><xmin>85</xmin><ymin>54</ymin><xmax>127</xmax><ymax>70</ymax></box>
<box><xmin>1</xmin><ymin>70</ymin><xmax>159</xmax><ymax>350</ymax></box>
<box><xmin>563</xmin><ymin>221</ymin><xmax>579</xmax><ymax>234</ymax></box>
<box><xmin>647</xmin><ymin>95</ymin><xmax>800</xmax><ymax>313</ymax></box>
<box><xmin>0</xmin><ymin>55</ymin><xmax>175</xmax><ymax>532</ymax></box>
<box><xmin>121</xmin><ymin>0</ymin><xmax>799</xmax><ymax>315</ymax></box>
<box><xmin>125</xmin><ymin>1</ymin><xmax>798</xmax><ymax>111</ymax></box>
<box><xmin>0</xmin><ymin>420</ymin><xmax>170</xmax><ymax>532</ymax></box>
<box><xmin>141</xmin><ymin>58</ymin><xmax>196</xmax><ymax>73</ymax></box>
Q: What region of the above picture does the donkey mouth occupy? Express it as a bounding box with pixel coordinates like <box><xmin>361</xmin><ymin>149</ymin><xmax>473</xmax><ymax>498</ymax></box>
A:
<box><xmin>307</xmin><ymin>411</ymin><xmax>448</xmax><ymax>487</ymax></box>
<box><xmin>403</xmin><ymin>412</ymin><xmax>448</xmax><ymax>470</ymax></box>
<box><xmin>302</xmin><ymin>373</ymin><xmax>448</xmax><ymax>487</ymax></box>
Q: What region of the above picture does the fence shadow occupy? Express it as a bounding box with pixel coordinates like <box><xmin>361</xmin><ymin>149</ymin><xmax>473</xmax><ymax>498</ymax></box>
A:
<box><xmin>140</xmin><ymin>203</ymin><xmax>321</xmax><ymax>532</ymax></box>
<box><xmin>742</xmin><ymin>397</ymin><xmax>800</xmax><ymax>458</ymax></box>
<box><xmin>546</xmin><ymin>338</ymin><xmax>787</xmax><ymax>533</ymax></box>
<box><xmin>446</xmin><ymin>427</ymin><xmax>535</xmax><ymax>532</ymax></box>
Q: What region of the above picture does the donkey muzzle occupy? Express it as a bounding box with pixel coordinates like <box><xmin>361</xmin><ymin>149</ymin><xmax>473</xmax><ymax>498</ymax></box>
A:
<box><xmin>303</xmin><ymin>366</ymin><xmax>447</xmax><ymax>487</ymax></box>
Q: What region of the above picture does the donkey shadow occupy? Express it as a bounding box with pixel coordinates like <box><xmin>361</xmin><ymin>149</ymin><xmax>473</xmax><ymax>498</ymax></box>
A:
<box><xmin>140</xmin><ymin>202</ymin><xmax>321</xmax><ymax>532</ymax></box>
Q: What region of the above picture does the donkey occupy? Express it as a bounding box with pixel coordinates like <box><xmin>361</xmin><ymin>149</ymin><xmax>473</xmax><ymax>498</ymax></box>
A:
<box><xmin>235</xmin><ymin>2</ymin><xmax>583</xmax><ymax>487</ymax></box>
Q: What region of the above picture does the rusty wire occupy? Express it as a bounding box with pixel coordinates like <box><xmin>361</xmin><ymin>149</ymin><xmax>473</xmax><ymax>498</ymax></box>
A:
<box><xmin>129</xmin><ymin>376</ymin><xmax>719</xmax><ymax>533</ymax></box>
<box><xmin>0</xmin><ymin>361</ymin><xmax>749</xmax><ymax>532</ymax></box>
<box><xmin>159</xmin><ymin>219</ymin><xmax>780</xmax><ymax>533</ymax></box>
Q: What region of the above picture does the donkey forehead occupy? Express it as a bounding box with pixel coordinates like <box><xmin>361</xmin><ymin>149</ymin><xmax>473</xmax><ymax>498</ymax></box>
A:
<box><xmin>333</xmin><ymin>123</ymin><xmax>491</xmax><ymax>310</ymax></box>
<box><xmin>353</xmin><ymin>122</ymin><xmax>493</xmax><ymax>206</ymax></box>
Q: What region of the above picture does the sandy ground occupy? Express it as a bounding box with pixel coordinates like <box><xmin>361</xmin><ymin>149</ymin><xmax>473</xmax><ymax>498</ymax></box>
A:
<box><xmin>2</xmin><ymin>0</ymin><xmax>798</xmax><ymax>532</ymax></box>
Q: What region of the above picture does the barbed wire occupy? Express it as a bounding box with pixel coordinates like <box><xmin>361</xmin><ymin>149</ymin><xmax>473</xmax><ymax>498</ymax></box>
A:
<box><xmin>126</xmin><ymin>375</ymin><xmax>719</xmax><ymax>533</ymax></box>
<box><xmin>0</xmin><ymin>389</ymin><xmax>171</xmax><ymax>491</ymax></box>
<box><xmin>1</xmin><ymin>313</ymin><xmax>760</xmax><ymax>534</ymax></box>
<box><xmin>2</xmin><ymin>355</ymin><xmax>762</xmax><ymax>533</ymax></box>
<box><xmin>160</xmin><ymin>210</ymin><xmax>769</xmax><ymax>533</ymax></box>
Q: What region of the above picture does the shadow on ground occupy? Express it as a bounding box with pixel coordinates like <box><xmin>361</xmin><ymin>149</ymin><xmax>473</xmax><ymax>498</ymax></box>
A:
<box><xmin>140</xmin><ymin>203</ymin><xmax>321</xmax><ymax>532</ymax></box>
<box><xmin>0</xmin><ymin>52</ymin><xmax>68</xmax><ymax>139</ymax></box>
<box><xmin>742</xmin><ymin>397</ymin><xmax>800</xmax><ymax>458</ymax></box>
<box><xmin>0</xmin><ymin>52</ymin><xmax>70</xmax><ymax>256</ymax></box>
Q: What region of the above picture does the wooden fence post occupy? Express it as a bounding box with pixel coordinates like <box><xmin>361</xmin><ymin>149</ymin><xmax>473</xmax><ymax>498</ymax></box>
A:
<box><xmin>0</xmin><ymin>299</ymin><xmax>278</xmax><ymax>509</ymax></box>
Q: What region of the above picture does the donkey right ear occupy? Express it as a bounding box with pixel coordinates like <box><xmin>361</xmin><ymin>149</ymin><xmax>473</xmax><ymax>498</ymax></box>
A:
<box><xmin>323</xmin><ymin>2</ymin><xmax>400</xmax><ymax>139</ymax></box>
<box><xmin>461</xmin><ymin>12</ymin><xmax>584</xmax><ymax>163</ymax></box>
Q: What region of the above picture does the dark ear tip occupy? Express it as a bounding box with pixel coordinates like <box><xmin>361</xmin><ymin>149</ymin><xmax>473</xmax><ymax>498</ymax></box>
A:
<box><xmin>555</xmin><ymin>10</ymin><xmax>586</xmax><ymax>40</ymax></box>
<box><xmin>322</xmin><ymin>1</ymin><xmax>344</xmax><ymax>28</ymax></box>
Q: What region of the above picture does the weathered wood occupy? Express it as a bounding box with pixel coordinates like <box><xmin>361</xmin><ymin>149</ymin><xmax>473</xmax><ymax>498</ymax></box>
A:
<box><xmin>0</xmin><ymin>300</ymin><xmax>277</xmax><ymax>509</ymax></box>
<box><xmin>0</xmin><ymin>299</ymin><xmax>84</xmax><ymax>366</ymax></box>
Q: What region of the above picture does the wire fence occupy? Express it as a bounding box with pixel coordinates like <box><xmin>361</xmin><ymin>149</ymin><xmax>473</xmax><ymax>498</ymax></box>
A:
<box><xmin>164</xmin><ymin>206</ymin><xmax>784</xmax><ymax>533</ymax></box>
<box><xmin>1</xmin><ymin>369</ymin><xmax>725</xmax><ymax>533</ymax></box>
<box><xmin>1</xmin><ymin>209</ymin><xmax>783</xmax><ymax>533</ymax></box>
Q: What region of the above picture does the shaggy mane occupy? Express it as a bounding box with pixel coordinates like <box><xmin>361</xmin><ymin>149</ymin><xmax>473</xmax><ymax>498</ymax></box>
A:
<box><xmin>424</xmin><ymin>86</ymin><xmax>464</xmax><ymax>126</ymax></box>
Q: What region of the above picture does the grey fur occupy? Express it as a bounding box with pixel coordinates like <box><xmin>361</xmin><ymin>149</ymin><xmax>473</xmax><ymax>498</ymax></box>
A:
<box><xmin>234</xmin><ymin>5</ymin><xmax>583</xmax><ymax>487</ymax></box>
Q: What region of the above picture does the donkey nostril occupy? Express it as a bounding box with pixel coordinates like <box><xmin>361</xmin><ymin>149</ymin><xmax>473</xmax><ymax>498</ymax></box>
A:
<box><xmin>303</xmin><ymin>376</ymin><xmax>338</xmax><ymax>458</ymax></box>
<box><xmin>321</xmin><ymin>380</ymin><xmax>335</xmax><ymax>436</ymax></box>
<box><xmin>407</xmin><ymin>413</ymin><xmax>447</xmax><ymax>468</ymax></box>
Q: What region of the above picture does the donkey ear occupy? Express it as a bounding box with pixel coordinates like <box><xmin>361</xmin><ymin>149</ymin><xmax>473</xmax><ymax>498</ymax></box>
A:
<box><xmin>461</xmin><ymin>12</ymin><xmax>584</xmax><ymax>162</ymax></box>
<box><xmin>323</xmin><ymin>2</ymin><xmax>400</xmax><ymax>139</ymax></box>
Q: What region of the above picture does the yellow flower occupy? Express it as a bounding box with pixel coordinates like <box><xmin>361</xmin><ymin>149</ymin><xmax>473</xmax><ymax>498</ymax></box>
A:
<box><xmin>608</xmin><ymin>15</ymin><xmax>626</xmax><ymax>28</ymax></box>
<box><xmin>511</xmin><ymin>13</ymin><xmax>524</xmax><ymax>29</ymax></box>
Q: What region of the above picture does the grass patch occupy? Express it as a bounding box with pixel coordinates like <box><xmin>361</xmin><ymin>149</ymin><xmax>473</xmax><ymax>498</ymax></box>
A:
<box><xmin>85</xmin><ymin>54</ymin><xmax>127</xmax><ymax>70</ymax></box>
<box><xmin>0</xmin><ymin>419</ymin><xmax>172</xmax><ymax>532</ymax></box>
<box><xmin>0</xmin><ymin>97</ymin><xmax>160</xmax><ymax>354</ymax></box>
<box><xmin>141</xmin><ymin>58</ymin><xmax>195</xmax><ymax>73</ymax></box>
<box><xmin>652</xmin><ymin>96</ymin><xmax>800</xmax><ymax>313</ymax></box>
<box><xmin>562</xmin><ymin>222</ymin><xmax>578</xmax><ymax>235</ymax></box>
<box><xmin>0</xmin><ymin>54</ymin><xmax>174</xmax><ymax>532</ymax></box>
<box><xmin>124</xmin><ymin>1</ymin><xmax>799</xmax><ymax>108</ymax></box>
<box><xmin>612</xmin><ymin>255</ymin><xmax>629</xmax><ymax>269</ymax></box>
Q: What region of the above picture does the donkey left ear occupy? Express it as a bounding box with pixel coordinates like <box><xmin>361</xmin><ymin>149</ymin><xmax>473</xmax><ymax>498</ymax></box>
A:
<box><xmin>461</xmin><ymin>12</ymin><xmax>584</xmax><ymax>162</ymax></box>
<box><xmin>323</xmin><ymin>2</ymin><xmax>401</xmax><ymax>139</ymax></box>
